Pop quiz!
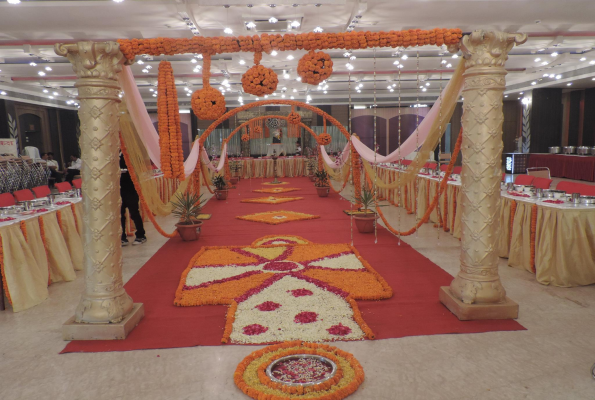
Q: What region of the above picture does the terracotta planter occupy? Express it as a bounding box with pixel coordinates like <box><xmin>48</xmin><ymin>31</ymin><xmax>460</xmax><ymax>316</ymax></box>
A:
<box><xmin>230</xmin><ymin>177</ymin><xmax>239</xmax><ymax>185</ymax></box>
<box><xmin>353</xmin><ymin>214</ymin><xmax>377</xmax><ymax>233</ymax></box>
<box><xmin>309</xmin><ymin>174</ymin><xmax>316</xmax><ymax>182</ymax></box>
<box><xmin>176</xmin><ymin>221</ymin><xmax>202</xmax><ymax>241</ymax></box>
<box><xmin>215</xmin><ymin>189</ymin><xmax>228</xmax><ymax>200</ymax></box>
<box><xmin>316</xmin><ymin>186</ymin><xmax>330</xmax><ymax>197</ymax></box>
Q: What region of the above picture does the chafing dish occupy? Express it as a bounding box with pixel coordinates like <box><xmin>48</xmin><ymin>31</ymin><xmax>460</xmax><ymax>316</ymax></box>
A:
<box><xmin>30</xmin><ymin>198</ymin><xmax>48</xmax><ymax>207</ymax></box>
<box><xmin>563</xmin><ymin>146</ymin><xmax>576</xmax><ymax>154</ymax></box>
<box><xmin>513</xmin><ymin>184</ymin><xmax>524</xmax><ymax>192</ymax></box>
<box><xmin>0</xmin><ymin>205</ymin><xmax>23</xmax><ymax>215</ymax></box>
<box><xmin>523</xmin><ymin>185</ymin><xmax>535</xmax><ymax>194</ymax></box>
<box><xmin>577</xmin><ymin>146</ymin><xmax>591</xmax><ymax>155</ymax></box>
<box><xmin>548</xmin><ymin>146</ymin><xmax>561</xmax><ymax>154</ymax></box>
<box><xmin>17</xmin><ymin>200</ymin><xmax>32</xmax><ymax>211</ymax></box>
<box><xmin>551</xmin><ymin>190</ymin><xmax>566</xmax><ymax>199</ymax></box>
<box><xmin>580</xmin><ymin>196</ymin><xmax>595</xmax><ymax>205</ymax></box>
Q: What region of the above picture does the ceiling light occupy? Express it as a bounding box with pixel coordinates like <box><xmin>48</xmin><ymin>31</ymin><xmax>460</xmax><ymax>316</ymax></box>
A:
<box><xmin>38</xmin><ymin>71</ymin><xmax>45</xmax><ymax>76</ymax></box>
<box><xmin>422</xmin><ymin>88</ymin><xmax>427</xmax><ymax>92</ymax></box>
<box><xmin>452</xmin><ymin>54</ymin><xmax>459</xmax><ymax>59</ymax></box>
<box><xmin>239</xmin><ymin>59</ymin><xmax>246</xmax><ymax>65</ymax></box>
<box><xmin>323</xmin><ymin>91</ymin><xmax>327</xmax><ymax>94</ymax></box>
<box><xmin>149</xmin><ymin>88</ymin><xmax>154</xmax><ymax>92</ymax></box>
<box><xmin>145</xmin><ymin>65</ymin><xmax>152</xmax><ymax>70</ymax></box>
<box><xmin>590</xmin><ymin>60</ymin><xmax>595</xmax><ymax>65</ymax></box>
<box><xmin>271</xmin><ymin>50</ymin><xmax>278</xmax><ymax>56</ymax></box>
<box><xmin>137</xmin><ymin>60</ymin><xmax>144</xmax><ymax>65</ymax></box>
<box><xmin>441</xmin><ymin>60</ymin><xmax>447</xmax><ymax>64</ymax></box>
<box><xmin>387</xmin><ymin>85</ymin><xmax>393</xmax><ymax>89</ymax></box>
<box><xmin>269</xmin><ymin>17</ymin><xmax>278</xmax><ymax>24</ymax></box>
<box><xmin>291</xmin><ymin>20</ymin><xmax>300</xmax><ymax>28</ymax></box>
<box><xmin>350</xmin><ymin>55</ymin><xmax>356</xmax><ymax>61</ymax></box>
<box><xmin>425</xmin><ymin>82</ymin><xmax>430</xmax><ymax>86</ymax></box>
<box><xmin>264</xmin><ymin>95</ymin><xmax>268</xmax><ymax>98</ymax></box>
<box><xmin>520</xmin><ymin>92</ymin><xmax>524</xmax><ymax>94</ymax></box>
<box><xmin>567</xmin><ymin>83</ymin><xmax>573</xmax><ymax>86</ymax></box>
<box><xmin>538</xmin><ymin>48</ymin><xmax>545</xmax><ymax>52</ymax></box>
<box><xmin>391</xmin><ymin>84</ymin><xmax>396</xmax><ymax>88</ymax></box>
<box><xmin>281</xmin><ymin>94</ymin><xmax>285</xmax><ymax>98</ymax></box>
<box><xmin>531</xmin><ymin>81</ymin><xmax>537</xmax><ymax>85</ymax></box>
<box><xmin>296</xmin><ymin>77</ymin><xmax>301</xmax><ymax>81</ymax></box>
<box><xmin>224</xmin><ymin>27</ymin><xmax>233</xmax><ymax>34</ymax></box>
<box><xmin>286</xmin><ymin>55</ymin><xmax>294</xmax><ymax>60</ymax></box>
<box><xmin>556</xmin><ymin>75</ymin><xmax>562</xmax><ymax>79</ymax></box>
<box><xmin>0</xmin><ymin>91</ymin><xmax>6</xmax><ymax>95</ymax></box>
<box><xmin>549</xmin><ymin>74</ymin><xmax>555</xmax><ymax>78</ymax></box>
<box><xmin>191</xmin><ymin>58</ymin><xmax>197</xmax><ymax>64</ymax></box>
<box><xmin>579</xmin><ymin>57</ymin><xmax>587</xmax><ymax>61</ymax></box>
<box><xmin>551</xmin><ymin>52</ymin><xmax>558</xmax><ymax>57</ymax></box>
<box><xmin>313</xmin><ymin>26</ymin><xmax>323</xmax><ymax>33</ymax></box>
<box><xmin>534</xmin><ymin>58</ymin><xmax>541</xmax><ymax>62</ymax></box>
<box><xmin>446</xmin><ymin>63</ymin><xmax>452</xmax><ymax>68</ymax></box>
<box><xmin>44</xmin><ymin>66</ymin><xmax>52</xmax><ymax>71</ymax></box>
<box><xmin>53</xmin><ymin>91</ymin><xmax>58</xmax><ymax>96</ymax></box>
<box><xmin>397</xmin><ymin>64</ymin><xmax>404</xmax><ymax>69</ymax></box>
<box><xmin>356</xmin><ymin>89</ymin><xmax>361</xmax><ymax>93</ymax></box>
<box><xmin>142</xmin><ymin>69</ymin><xmax>149</xmax><ymax>73</ymax></box>
<box><xmin>195</xmin><ymin>54</ymin><xmax>203</xmax><ymax>59</ymax></box>
<box><xmin>283</xmin><ymin>72</ymin><xmax>290</xmax><ymax>79</ymax></box>
<box><xmin>343</xmin><ymin>51</ymin><xmax>352</xmax><ymax>57</ymax></box>
<box><xmin>543</xmin><ymin>73</ymin><xmax>549</xmax><ymax>77</ymax></box>
<box><xmin>43</xmin><ymin>89</ymin><xmax>49</xmax><ymax>93</ymax></box>
<box><xmin>48</xmin><ymin>96</ymin><xmax>54</xmax><ymax>99</ymax></box>
<box><xmin>113</xmin><ymin>0</ymin><xmax>124</xmax><ymax>3</ymax></box>
<box><xmin>401</xmin><ymin>54</ymin><xmax>408</xmax><ymax>60</ymax></box>
<box><xmin>29</xmin><ymin>62</ymin><xmax>37</xmax><ymax>67</ymax></box>
<box><xmin>290</xmin><ymin>96</ymin><xmax>294</xmax><ymax>99</ymax></box>
<box><xmin>193</xmin><ymin>68</ymin><xmax>200</xmax><ymax>73</ymax></box>
<box><xmin>292</xmin><ymin>88</ymin><xmax>297</xmax><ymax>93</ymax></box>
<box><xmin>505</xmin><ymin>95</ymin><xmax>508</xmax><ymax>98</ymax></box>
<box><xmin>7</xmin><ymin>0</ymin><xmax>21</xmax><ymax>4</ymax></box>
<box><xmin>345</xmin><ymin>63</ymin><xmax>354</xmax><ymax>70</ymax></box>
<box><xmin>246</xmin><ymin>21</ymin><xmax>256</xmax><ymax>29</ymax></box>
<box><xmin>393</xmin><ymin>60</ymin><xmax>400</xmax><ymax>65</ymax></box>
<box><xmin>389</xmin><ymin>89</ymin><xmax>394</xmax><ymax>92</ymax></box>
<box><xmin>541</xmin><ymin>61</ymin><xmax>548</xmax><ymax>65</ymax></box>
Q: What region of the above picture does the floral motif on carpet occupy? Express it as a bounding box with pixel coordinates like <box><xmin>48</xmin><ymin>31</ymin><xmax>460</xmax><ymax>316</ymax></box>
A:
<box><xmin>241</xmin><ymin>196</ymin><xmax>304</xmax><ymax>205</ymax></box>
<box><xmin>236</xmin><ymin>211</ymin><xmax>319</xmax><ymax>225</ymax></box>
<box><xmin>253</xmin><ymin>187</ymin><xmax>301</xmax><ymax>194</ymax></box>
<box><xmin>174</xmin><ymin>235</ymin><xmax>393</xmax><ymax>344</ymax></box>
<box><xmin>261</xmin><ymin>181</ymin><xmax>290</xmax><ymax>185</ymax></box>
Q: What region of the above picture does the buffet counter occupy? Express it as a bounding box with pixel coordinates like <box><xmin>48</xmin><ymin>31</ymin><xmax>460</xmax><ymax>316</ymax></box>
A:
<box><xmin>528</xmin><ymin>154</ymin><xmax>595</xmax><ymax>182</ymax></box>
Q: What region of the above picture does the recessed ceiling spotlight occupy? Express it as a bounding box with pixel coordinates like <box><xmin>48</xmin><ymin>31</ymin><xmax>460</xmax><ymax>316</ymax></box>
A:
<box><xmin>146</xmin><ymin>65</ymin><xmax>152</xmax><ymax>70</ymax></box>
<box><xmin>580</xmin><ymin>57</ymin><xmax>587</xmax><ymax>62</ymax></box>
<box><xmin>534</xmin><ymin>58</ymin><xmax>541</xmax><ymax>62</ymax></box>
<box><xmin>239</xmin><ymin>59</ymin><xmax>246</xmax><ymax>65</ymax></box>
<box><xmin>343</xmin><ymin>51</ymin><xmax>352</xmax><ymax>58</ymax></box>
<box><xmin>543</xmin><ymin>73</ymin><xmax>549</xmax><ymax>77</ymax></box>
<box><xmin>149</xmin><ymin>88</ymin><xmax>154</xmax><ymax>92</ymax></box>
<box><xmin>538</xmin><ymin>48</ymin><xmax>545</xmax><ymax>52</ymax></box>
<box><xmin>48</xmin><ymin>96</ymin><xmax>54</xmax><ymax>99</ymax></box>
<box><xmin>246</xmin><ymin>21</ymin><xmax>256</xmax><ymax>29</ymax></box>
<box><xmin>425</xmin><ymin>82</ymin><xmax>430</xmax><ymax>87</ymax></box>
<box><xmin>296</xmin><ymin>77</ymin><xmax>301</xmax><ymax>81</ymax></box>
<box><xmin>113</xmin><ymin>0</ymin><xmax>124</xmax><ymax>3</ymax></box>
<box><xmin>350</xmin><ymin>55</ymin><xmax>356</xmax><ymax>61</ymax></box>
<box><xmin>397</xmin><ymin>64</ymin><xmax>404</xmax><ymax>69</ymax></box>
<box><xmin>590</xmin><ymin>60</ymin><xmax>595</xmax><ymax>65</ymax></box>
<box><xmin>7</xmin><ymin>0</ymin><xmax>21</xmax><ymax>4</ymax></box>
<box><xmin>224</xmin><ymin>27</ymin><xmax>233</xmax><ymax>34</ymax></box>
<box><xmin>401</xmin><ymin>54</ymin><xmax>409</xmax><ymax>60</ymax></box>
<box><xmin>142</xmin><ymin>69</ymin><xmax>149</xmax><ymax>73</ymax></box>
<box><xmin>271</xmin><ymin>50</ymin><xmax>278</xmax><ymax>56</ymax></box>
<box><xmin>504</xmin><ymin>95</ymin><xmax>508</xmax><ymax>98</ymax></box>
<box><xmin>269</xmin><ymin>4</ymin><xmax>276</xmax><ymax>7</ymax></box>
<box><xmin>555</xmin><ymin>75</ymin><xmax>562</xmax><ymax>79</ymax></box>
<box><xmin>446</xmin><ymin>63</ymin><xmax>452</xmax><ymax>68</ymax></box>
<box><xmin>323</xmin><ymin>90</ymin><xmax>327</xmax><ymax>94</ymax></box>
<box><xmin>191</xmin><ymin>58</ymin><xmax>197</xmax><ymax>63</ymax></box>
<box><xmin>264</xmin><ymin>95</ymin><xmax>269</xmax><ymax>98</ymax></box>
<box><xmin>291</xmin><ymin>20</ymin><xmax>300</xmax><ymax>28</ymax></box>
<box><xmin>441</xmin><ymin>59</ymin><xmax>447</xmax><ymax>64</ymax></box>
<box><xmin>269</xmin><ymin>17</ymin><xmax>278</xmax><ymax>24</ymax></box>
<box><xmin>541</xmin><ymin>61</ymin><xmax>548</xmax><ymax>65</ymax></box>
<box><xmin>393</xmin><ymin>60</ymin><xmax>400</xmax><ymax>65</ymax></box>
<box><xmin>389</xmin><ymin>89</ymin><xmax>394</xmax><ymax>92</ymax></box>
<box><xmin>551</xmin><ymin>52</ymin><xmax>558</xmax><ymax>57</ymax></box>
<box><xmin>0</xmin><ymin>91</ymin><xmax>6</xmax><ymax>95</ymax></box>
<box><xmin>195</xmin><ymin>54</ymin><xmax>203</xmax><ymax>59</ymax></box>
<box><xmin>29</xmin><ymin>62</ymin><xmax>37</xmax><ymax>67</ymax></box>
<box><xmin>45</xmin><ymin>66</ymin><xmax>52</xmax><ymax>71</ymax></box>
<box><xmin>452</xmin><ymin>54</ymin><xmax>459</xmax><ymax>59</ymax></box>
<box><xmin>281</xmin><ymin>94</ymin><xmax>285</xmax><ymax>98</ymax></box>
<box><xmin>549</xmin><ymin>74</ymin><xmax>555</xmax><ymax>78</ymax></box>
<box><xmin>345</xmin><ymin>63</ymin><xmax>354</xmax><ymax>70</ymax></box>
<box><xmin>53</xmin><ymin>91</ymin><xmax>58</xmax><ymax>96</ymax></box>
<box><xmin>520</xmin><ymin>92</ymin><xmax>524</xmax><ymax>94</ymax></box>
<box><xmin>38</xmin><ymin>71</ymin><xmax>45</xmax><ymax>76</ymax></box>
<box><xmin>137</xmin><ymin>60</ymin><xmax>144</xmax><ymax>65</ymax></box>
<box><xmin>356</xmin><ymin>89</ymin><xmax>361</xmax><ymax>93</ymax></box>
<box><xmin>286</xmin><ymin>55</ymin><xmax>294</xmax><ymax>60</ymax></box>
<box><xmin>313</xmin><ymin>26</ymin><xmax>323</xmax><ymax>33</ymax></box>
<box><xmin>531</xmin><ymin>81</ymin><xmax>537</xmax><ymax>85</ymax></box>
<box><xmin>422</xmin><ymin>88</ymin><xmax>427</xmax><ymax>92</ymax></box>
<box><xmin>567</xmin><ymin>82</ymin><xmax>573</xmax><ymax>86</ymax></box>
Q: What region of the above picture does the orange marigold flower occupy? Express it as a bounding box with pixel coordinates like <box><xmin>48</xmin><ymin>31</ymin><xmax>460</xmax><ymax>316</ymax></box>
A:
<box><xmin>317</xmin><ymin>132</ymin><xmax>332</xmax><ymax>145</ymax></box>
<box><xmin>241</xmin><ymin>133</ymin><xmax>250</xmax><ymax>142</ymax></box>
<box><xmin>191</xmin><ymin>87</ymin><xmax>226</xmax><ymax>120</ymax></box>
<box><xmin>297</xmin><ymin>50</ymin><xmax>333</xmax><ymax>85</ymax></box>
<box><xmin>287</xmin><ymin>111</ymin><xmax>301</xmax><ymax>125</ymax></box>
<box><xmin>241</xmin><ymin>64</ymin><xmax>278</xmax><ymax>96</ymax></box>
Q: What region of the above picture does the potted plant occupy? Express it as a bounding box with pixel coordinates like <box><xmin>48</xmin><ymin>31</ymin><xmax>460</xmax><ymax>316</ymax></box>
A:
<box><xmin>229</xmin><ymin>160</ymin><xmax>241</xmax><ymax>185</ymax></box>
<box><xmin>314</xmin><ymin>169</ymin><xmax>330</xmax><ymax>197</ymax></box>
<box><xmin>171</xmin><ymin>192</ymin><xmax>207</xmax><ymax>241</ymax></box>
<box><xmin>212</xmin><ymin>174</ymin><xmax>229</xmax><ymax>200</ymax></box>
<box><xmin>352</xmin><ymin>186</ymin><xmax>384</xmax><ymax>233</ymax></box>
<box><xmin>306</xmin><ymin>158</ymin><xmax>317</xmax><ymax>181</ymax></box>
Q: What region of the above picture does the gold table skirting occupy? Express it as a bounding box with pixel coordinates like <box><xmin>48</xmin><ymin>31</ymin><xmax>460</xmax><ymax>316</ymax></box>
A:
<box><xmin>376</xmin><ymin>167</ymin><xmax>595</xmax><ymax>287</ymax></box>
<box><xmin>232</xmin><ymin>157</ymin><xmax>307</xmax><ymax>179</ymax></box>
<box><xmin>1</xmin><ymin>201</ymin><xmax>83</xmax><ymax>312</ymax></box>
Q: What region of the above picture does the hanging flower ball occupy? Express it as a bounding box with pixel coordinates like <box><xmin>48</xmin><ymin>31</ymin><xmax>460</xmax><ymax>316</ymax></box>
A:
<box><xmin>191</xmin><ymin>87</ymin><xmax>226</xmax><ymax>120</ymax></box>
<box><xmin>241</xmin><ymin>65</ymin><xmax>278</xmax><ymax>96</ymax></box>
<box><xmin>241</xmin><ymin>133</ymin><xmax>250</xmax><ymax>142</ymax></box>
<box><xmin>297</xmin><ymin>50</ymin><xmax>333</xmax><ymax>85</ymax></box>
<box><xmin>253</xmin><ymin>125</ymin><xmax>262</xmax><ymax>134</ymax></box>
<box><xmin>287</xmin><ymin>111</ymin><xmax>301</xmax><ymax>125</ymax></box>
<box><xmin>318</xmin><ymin>133</ymin><xmax>332</xmax><ymax>145</ymax></box>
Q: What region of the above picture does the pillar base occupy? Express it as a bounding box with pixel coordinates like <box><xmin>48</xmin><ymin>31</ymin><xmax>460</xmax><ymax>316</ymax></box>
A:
<box><xmin>63</xmin><ymin>303</ymin><xmax>145</xmax><ymax>341</ymax></box>
<box><xmin>439</xmin><ymin>287</ymin><xmax>518</xmax><ymax>320</ymax></box>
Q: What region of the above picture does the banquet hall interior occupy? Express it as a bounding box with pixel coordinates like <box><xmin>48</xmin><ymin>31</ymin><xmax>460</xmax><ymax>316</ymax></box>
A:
<box><xmin>1</xmin><ymin>1</ymin><xmax>595</xmax><ymax>399</ymax></box>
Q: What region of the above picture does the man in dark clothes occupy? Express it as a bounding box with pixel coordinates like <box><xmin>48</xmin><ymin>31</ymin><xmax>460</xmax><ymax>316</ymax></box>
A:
<box><xmin>120</xmin><ymin>153</ymin><xmax>146</xmax><ymax>246</ymax></box>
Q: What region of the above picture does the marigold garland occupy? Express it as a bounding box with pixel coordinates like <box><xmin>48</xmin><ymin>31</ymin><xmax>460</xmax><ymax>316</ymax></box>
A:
<box><xmin>287</xmin><ymin>111</ymin><xmax>301</xmax><ymax>126</ymax></box>
<box><xmin>0</xmin><ymin>235</ymin><xmax>12</xmax><ymax>305</ymax></box>
<box><xmin>19</xmin><ymin>221</ymin><xmax>28</xmax><ymax>243</ymax></box>
<box><xmin>117</xmin><ymin>29</ymin><xmax>463</xmax><ymax>61</ymax></box>
<box><xmin>241</xmin><ymin>133</ymin><xmax>250</xmax><ymax>142</ymax></box>
<box><xmin>157</xmin><ymin>60</ymin><xmax>185</xmax><ymax>180</ymax></box>
<box><xmin>191</xmin><ymin>55</ymin><xmax>227</xmax><ymax>120</ymax></box>
<box><xmin>38</xmin><ymin>216</ymin><xmax>51</xmax><ymax>285</ymax></box>
<box><xmin>234</xmin><ymin>341</ymin><xmax>365</xmax><ymax>400</ymax></box>
<box><xmin>70</xmin><ymin>203</ymin><xmax>79</xmax><ymax>234</ymax></box>
<box><xmin>530</xmin><ymin>203</ymin><xmax>537</xmax><ymax>273</ymax></box>
<box><xmin>236</xmin><ymin>210</ymin><xmax>320</xmax><ymax>225</ymax></box>
<box><xmin>297</xmin><ymin>50</ymin><xmax>333</xmax><ymax>85</ymax></box>
<box><xmin>242</xmin><ymin>53</ymin><xmax>279</xmax><ymax>96</ymax></box>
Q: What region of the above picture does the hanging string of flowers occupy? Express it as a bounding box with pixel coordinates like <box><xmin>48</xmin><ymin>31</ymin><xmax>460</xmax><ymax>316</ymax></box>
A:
<box><xmin>117</xmin><ymin>28</ymin><xmax>463</xmax><ymax>60</ymax></box>
<box><xmin>157</xmin><ymin>60</ymin><xmax>185</xmax><ymax>180</ymax></box>
<box><xmin>191</xmin><ymin>54</ymin><xmax>227</xmax><ymax>121</ymax></box>
<box><xmin>70</xmin><ymin>203</ymin><xmax>79</xmax><ymax>234</ymax></box>
<box><xmin>351</xmin><ymin>141</ymin><xmax>362</xmax><ymax>208</ymax></box>
<box><xmin>0</xmin><ymin>236</ymin><xmax>11</xmax><ymax>305</ymax></box>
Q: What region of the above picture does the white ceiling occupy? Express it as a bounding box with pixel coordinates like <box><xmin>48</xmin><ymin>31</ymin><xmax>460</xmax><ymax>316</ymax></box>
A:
<box><xmin>0</xmin><ymin>0</ymin><xmax>594</xmax><ymax>110</ymax></box>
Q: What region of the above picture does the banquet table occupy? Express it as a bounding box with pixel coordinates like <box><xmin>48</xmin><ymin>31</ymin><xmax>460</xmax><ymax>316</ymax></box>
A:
<box><xmin>266</xmin><ymin>143</ymin><xmax>286</xmax><ymax>157</ymax></box>
<box><xmin>0</xmin><ymin>198</ymin><xmax>83</xmax><ymax>312</ymax></box>
<box><xmin>220</xmin><ymin>157</ymin><xmax>306</xmax><ymax>179</ymax></box>
<box><xmin>528</xmin><ymin>154</ymin><xmax>595</xmax><ymax>182</ymax></box>
<box><xmin>374</xmin><ymin>165</ymin><xmax>595</xmax><ymax>287</ymax></box>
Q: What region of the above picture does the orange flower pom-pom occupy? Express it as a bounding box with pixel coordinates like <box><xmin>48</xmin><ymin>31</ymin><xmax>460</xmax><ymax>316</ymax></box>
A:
<box><xmin>241</xmin><ymin>133</ymin><xmax>250</xmax><ymax>142</ymax></box>
<box><xmin>241</xmin><ymin>65</ymin><xmax>278</xmax><ymax>96</ymax></box>
<box><xmin>318</xmin><ymin>132</ymin><xmax>332</xmax><ymax>145</ymax></box>
<box><xmin>287</xmin><ymin>111</ymin><xmax>301</xmax><ymax>125</ymax></box>
<box><xmin>297</xmin><ymin>50</ymin><xmax>333</xmax><ymax>85</ymax></box>
<box><xmin>253</xmin><ymin>125</ymin><xmax>262</xmax><ymax>134</ymax></box>
<box><xmin>191</xmin><ymin>87</ymin><xmax>226</xmax><ymax>120</ymax></box>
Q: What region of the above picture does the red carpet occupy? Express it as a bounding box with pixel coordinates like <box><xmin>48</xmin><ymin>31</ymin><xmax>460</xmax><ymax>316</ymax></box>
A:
<box><xmin>62</xmin><ymin>177</ymin><xmax>524</xmax><ymax>353</ymax></box>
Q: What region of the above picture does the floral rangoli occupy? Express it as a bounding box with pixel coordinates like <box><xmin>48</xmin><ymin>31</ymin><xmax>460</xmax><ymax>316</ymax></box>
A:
<box><xmin>241</xmin><ymin>196</ymin><xmax>304</xmax><ymax>205</ymax></box>
<box><xmin>174</xmin><ymin>235</ymin><xmax>392</xmax><ymax>344</ymax></box>
<box><xmin>253</xmin><ymin>187</ymin><xmax>301</xmax><ymax>194</ymax></box>
<box><xmin>236</xmin><ymin>211</ymin><xmax>319</xmax><ymax>225</ymax></box>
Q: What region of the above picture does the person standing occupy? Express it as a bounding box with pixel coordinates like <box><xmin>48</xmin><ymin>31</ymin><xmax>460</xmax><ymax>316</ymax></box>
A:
<box><xmin>120</xmin><ymin>153</ymin><xmax>146</xmax><ymax>246</ymax></box>
<box><xmin>63</xmin><ymin>154</ymin><xmax>81</xmax><ymax>183</ymax></box>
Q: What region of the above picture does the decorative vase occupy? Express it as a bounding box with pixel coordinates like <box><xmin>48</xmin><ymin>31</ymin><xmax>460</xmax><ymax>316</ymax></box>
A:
<box><xmin>176</xmin><ymin>221</ymin><xmax>202</xmax><ymax>241</ymax></box>
<box><xmin>353</xmin><ymin>213</ymin><xmax>377</xmax><ymax>233</ymax></box>
<box><xmin>215</xmin><ymin>189</ymin><xmax>229</xmax><ymax>200</ymax></box>
<box><xmin>316</xmin><ymin>186</ymin><xmax>330</xmax><ymax>197</ymax></box>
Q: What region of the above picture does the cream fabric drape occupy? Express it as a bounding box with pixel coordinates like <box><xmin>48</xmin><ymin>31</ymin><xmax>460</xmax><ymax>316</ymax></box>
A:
<box><xmin>508</xmin><ymin>201</ymin><xmax>534</xmax><ymax>273</ymax></box>
<box><xmin>60</xmin><ymin>207</ymin><xmax>83</xmax><ymax>271</ymax></box>
<box><xmin>40</xmin><ymin>213</ymin><xmax>76</xmax><ymax>284</ymax></box>
<box><xmin>498</xmin><ymin>198</ymin><xmax>512</xmax><ymax>258</ymax></box>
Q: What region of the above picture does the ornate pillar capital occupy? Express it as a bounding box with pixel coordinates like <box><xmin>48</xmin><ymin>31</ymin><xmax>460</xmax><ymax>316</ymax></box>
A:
<box><xmin>461</xmin><ymin>30</ymin><xmax>528</xmax><ymax>68</ymax></box>
<box><xmin>55</xmin><ymin>41</ymin><xmax>140</xmax><ymax>331</ymax></box>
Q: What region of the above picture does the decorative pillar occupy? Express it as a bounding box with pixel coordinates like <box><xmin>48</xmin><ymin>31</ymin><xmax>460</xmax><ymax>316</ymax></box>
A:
<box><xmin>55</xmin><ymin>41</ymin><xmax>144</xmax><ymax>339</ymax></box>
<box><xmin>439</xmin><ymin>31</ymin><xmax>527</xmax><ymax>320</ymax></box>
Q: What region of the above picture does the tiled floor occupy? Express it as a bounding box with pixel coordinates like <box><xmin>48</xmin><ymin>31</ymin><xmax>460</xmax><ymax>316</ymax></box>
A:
<box><xmin>1</xmin><ymin>182</ymin><xmax>594</xmax><ymax>400</ymax></box>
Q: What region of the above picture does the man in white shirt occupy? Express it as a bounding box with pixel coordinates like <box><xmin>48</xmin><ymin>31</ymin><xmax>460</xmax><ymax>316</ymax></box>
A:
<box><xmin>42</xmin><ymin>152</ymin><xmax>62</xmax><ymax>182</ymax></box>
<box><xmin>63</xmin><ymin>154</ymin><xmax>81</xmax><ymax>183</ymax></box>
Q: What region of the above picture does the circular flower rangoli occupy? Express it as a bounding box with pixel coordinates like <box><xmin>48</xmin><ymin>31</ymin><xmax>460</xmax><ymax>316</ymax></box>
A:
<box><xmin>234</xmin><ymin>341</ymin><xmax>365</xmax><ymax>400</ymax></box>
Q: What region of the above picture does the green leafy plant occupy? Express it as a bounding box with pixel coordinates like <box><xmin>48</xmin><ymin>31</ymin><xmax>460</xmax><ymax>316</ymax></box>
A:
<box><xmin>229</xmin><ymin>160</ymin><xmax>242</xmax><ymax>175</ymax></box>
<box><xmin>314</xmin><ymin>169</ymin><xmax>330</xmax><ymax>187</ymax></box>
<box><xmin>212</xmin><ymin>174</ymin><xmax>228</xmax><ymax>191</ymax></box>
<box><xmin>171</xmin><ymin>192</ymin><xmax>206</xmax><ymax>225</ymax></box>
<box><xmin>306</xmin><ymin>158</ymin><xmax>317</xmax><ymax>175</ymax></box>
<box><xmin>353</xmin><ymin>185</ymin><xmax>386</xmax><ymax>214</ymax></box>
